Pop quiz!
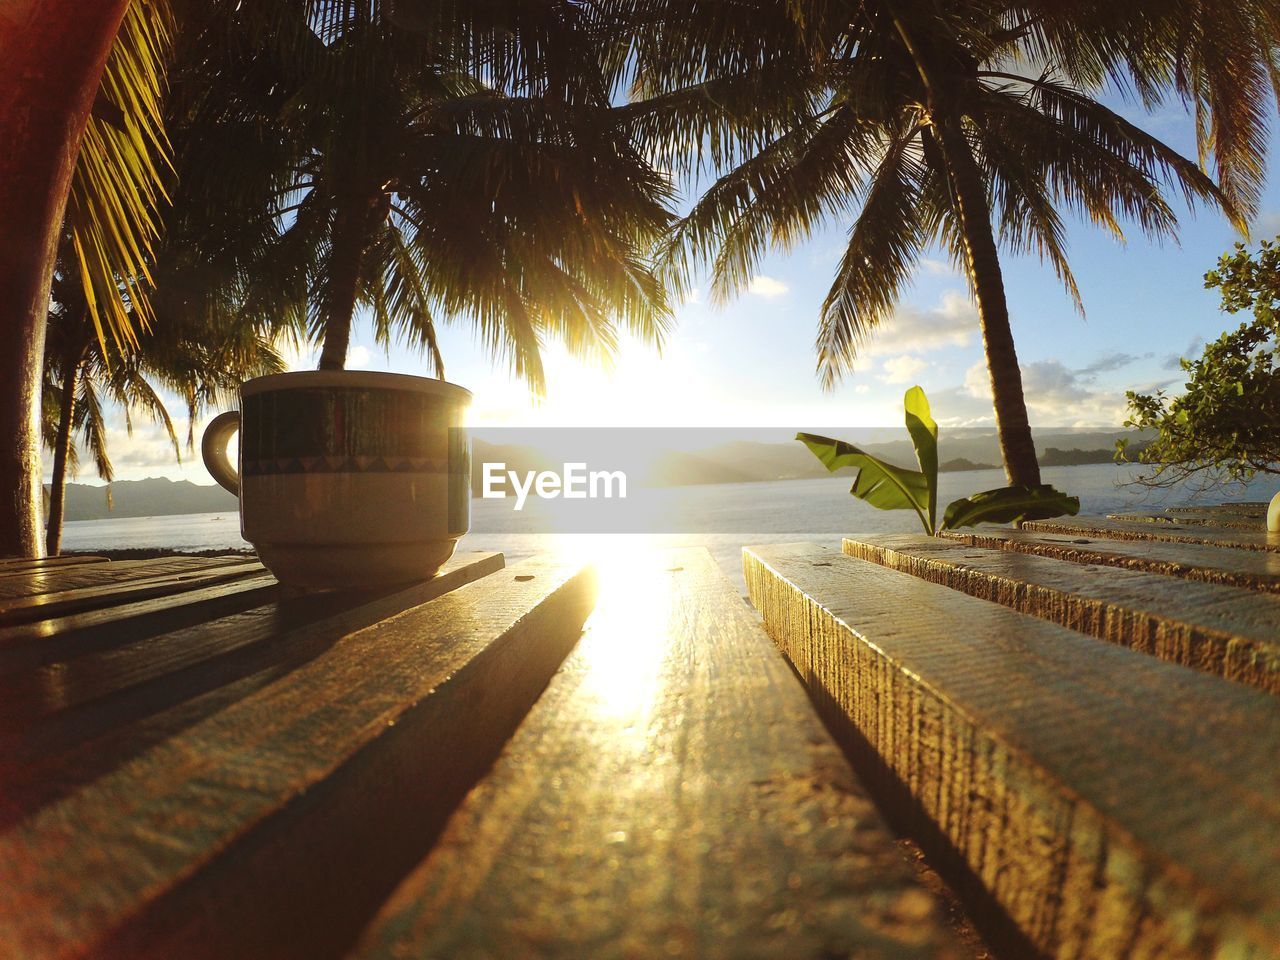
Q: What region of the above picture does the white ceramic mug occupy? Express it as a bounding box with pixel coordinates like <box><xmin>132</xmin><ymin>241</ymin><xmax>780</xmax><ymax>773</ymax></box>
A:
<box><xmin>201</xmin><ymin>370</ymin><xmax>471</xmax><ymax>589</ymax></box>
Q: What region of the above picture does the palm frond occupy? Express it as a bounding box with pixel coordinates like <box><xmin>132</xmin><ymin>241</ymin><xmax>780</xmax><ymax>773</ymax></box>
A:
<box><xmin>64</xmin><ymin>0</ymin><xmax>174</xmax><ymax>353</ymax></box>
<box><xmin>660</xmin><ymin>103</ymin><xmax>874</xmax><ymax>302</ymax></box>
<box><xmin>75</xmin><ymin>377</ymin><xmax>113</xmax><ymax>483</ymax></box>
<box><xmin>816</xmin><ymin>128</ymin><xmax>929</xmax><ymax>388</ymax></box>
<box><xmin>1006</xmin><ymin>0</ymin><xmax>1277</xmax><ymax>219</ymax></box>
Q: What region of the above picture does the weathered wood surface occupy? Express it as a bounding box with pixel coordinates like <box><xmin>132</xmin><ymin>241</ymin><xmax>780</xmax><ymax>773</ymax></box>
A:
<box><xmin>0</xmin><ymin>555</ymin><xmax>246</xmax><ymax>598</ymax></box>
<box><xmin>0</xmin><ymin>574</ymin><xmax>280</xmax><ymax>671</ymax></box>
<box><xmin>0</xmin><ymin>553</ymin><xmax>600</xmax><ymax>960</ymax></box>
<box><xmin>942</xmin><ymin>527</ymin><xmax>1280</xmax><ymax>592</ymax></box>
<box><xmin>0</xmin><ymin>552</ymin><xmax>506</xmax><ymax>731</ymax></box>
<box><xmin>1166</xmin><ymin>502</ymin><xmax>1267</xmax><ymax>518</ymax></box>
<box><xmin>1022</xmin><ymin>515</ymin><xmax>1280</xmax><ymax>552</ymax></box>
<box><xmin>1107</xmin><ymin>510</ymin><xmax>1263</xmax><ymax>531</ymax></box>
<box><xmin>0</xmin><ymin>560</ymin><xmax>269</xmax><ymax>626</ymax></box>
<box><xmin>744</xmin><ymin>543</ymin><xmax>1280</xmax><ymax>960</ymax></box>
<box><xmin>351</xmin><ymin>547</ymin><xmax>970</xmax><ymax>960</ymax></box>
<box><xmin>845</xmin><ymin>534</ymin><xmax>1280</xmax><ymax>694</ymax></box>
<box><xmin>0</xmin><ymin>555</ymin><xmax>110</xmax><ymax>574</ymax></box>
<box><xmin>0</xmin><ymin>554</ymin><xmax>502</xmax><ymax>831</ymax></box>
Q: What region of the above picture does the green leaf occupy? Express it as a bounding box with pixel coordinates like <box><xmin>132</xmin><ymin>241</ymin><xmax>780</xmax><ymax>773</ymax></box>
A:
<box><xmin>902</xmin><ymin>385</ymin><xmax>938</xmax><ymax>532</ymax></box>
<box><xmin>941</xmin><ymin>484</ymin><xmax>1081</xmax><ymax>530</ymax></box>
<box><xmin>66</xmin><ymin>0</ymin><xmax>174</xmax><ymax>354</ymax></box>
<box><xmin>796</xmin><ymin>431</ymin><xmax>932</xmax><ymax>534</ymax></box>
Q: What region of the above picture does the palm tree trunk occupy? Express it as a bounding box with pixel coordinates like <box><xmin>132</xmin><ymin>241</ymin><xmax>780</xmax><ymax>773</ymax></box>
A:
<box><xmin>889</xmin><ymin>13</ymin><xmax>1042</xmax><ymax>487</ymax></box>
<box><xmin>317</xmin><ymin>210</ymin><xmax>366</xmax><ymax>370</ymax></box>
<box><xmin>46</xmin><ymin>346</ymin><xmax>84</xmax><ymax>556</ymax></box>
<box><xmin>0</xmin><ymin>0</ymin><xmax>132</xmax><ymax>557</ymax></box>
<box><xmin>931</xmin><ymin>115</ymin><xmax>1042</xmax><ymax>487</ymax></box>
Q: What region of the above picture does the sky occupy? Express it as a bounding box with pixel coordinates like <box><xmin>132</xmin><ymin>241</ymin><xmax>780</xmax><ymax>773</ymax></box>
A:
<box><xmin>66</xmin><ymin>91</ymin><xmax>1280</xmax><ymax>485</ymax></box>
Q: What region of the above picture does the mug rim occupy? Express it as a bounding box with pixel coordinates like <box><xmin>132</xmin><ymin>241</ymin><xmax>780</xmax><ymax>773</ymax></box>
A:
<box><xmin>239</xmin><ymin>370</ymin><xmax>471</xmax><ymax>403</ymax></box>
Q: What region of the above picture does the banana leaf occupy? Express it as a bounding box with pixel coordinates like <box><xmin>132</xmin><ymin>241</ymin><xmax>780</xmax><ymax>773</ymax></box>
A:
<box><xmin>941</xmin><ymin>484</ymin><xmax>1080</xmax><ymax>530</ymax></box>
<box><xmin>902</xmin><ymin>385</ymin><xmax>938</xmax><ymax>531</ymax></box>
<box><xmin>796</xmin><ymin>431</ymin><xmax>933</xmax><ymax>534</ymax></box>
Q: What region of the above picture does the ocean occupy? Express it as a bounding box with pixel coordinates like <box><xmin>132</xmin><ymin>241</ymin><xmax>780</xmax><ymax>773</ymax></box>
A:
<box><xmin>59</xmin><ymin>463</ymin><xmax>1278</xmax><ymax>590</ymax></box>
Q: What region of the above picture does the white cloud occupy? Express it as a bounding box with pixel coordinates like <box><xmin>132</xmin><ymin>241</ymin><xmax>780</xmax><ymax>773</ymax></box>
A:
<box><xmin>961</xmin><ymin>359</ymin><xmax>1128</xmax><ymax>426</ymax></box>
<box><xmin>962</xmin><ymin>361</ymin><xmax>990</xmax><ymax>399</ymax></box>
<box><xmin>1258</xmin><ymin>211</ymin><xmax>1280</xmax><ymax>239</ymax></box>
<box><xmin>917</xmin><ymin>257</ymin><xmax>958</xmax><ymax>276</ymax></box>
<box><xmin>863</xmin><ymin>290</ymin><xmax>977</xmax><ymax>357</ymax></box>
<box><xmin>347</xmin><ymin>344</ymin><xmax>372</xmax><ymax>369</ymax></box>
<box><xmin>854</xmin><ymin>384</ymin><xmax>872</xmax><ymax>395</ymax></box>
<box><xmin>748</xmin><ymin>275</ymin><xmax>789</xmax><ymax>298</ymax></box>
<box><xmin>880</xmin><ymin>354</ymin><xmax>928</xmax><ymax>384</ymax></box>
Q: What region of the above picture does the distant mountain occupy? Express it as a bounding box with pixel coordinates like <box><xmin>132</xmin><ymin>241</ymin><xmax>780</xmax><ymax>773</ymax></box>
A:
<box><xmin>644</xmin><ymin>441</ymin><xmax>828</xmax><ymax>486</ymax></box>
<box><xmin>53</xmin><ymin>477</ymin><xmax>238</xmax><ymax>521</ymax></box>
<box><xmin>1041</xmin><ymin>444</ymin><xmax>1148</xmax><ymax>466</ymax></box>
<box><xmin>939</xmin><ymin>457</ymin><xmax>998</xmax><ymax>472</ymax></box>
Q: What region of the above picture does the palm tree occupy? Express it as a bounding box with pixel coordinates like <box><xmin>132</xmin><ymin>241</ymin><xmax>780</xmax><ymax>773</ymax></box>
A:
<box><xmin>620</xmin><ymin>0</ymin><xmax>1279</xmax><ymax>486</ymax></box>
<box><xmin>0</xmin><ymin>0</ymin><xmax>672</xmax><ymax>556</ymax></box>
<box><xmin>204</xmin><ymin>3</ymin><xmax>673</xmax><ymax>389</ymax></box>
<box><xmin>0</xmin><ymin>0</ymin><xmax>172</xmax><ymax>557</ymax></box>
<box><xmin>42</xmin><ymin>236</ymin><xmax>285</xmax><ymax>555</ymax></box>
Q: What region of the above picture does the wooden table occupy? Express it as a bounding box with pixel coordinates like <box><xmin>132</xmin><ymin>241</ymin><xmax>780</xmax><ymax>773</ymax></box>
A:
<box><xmin>0</xmin><ymin>546</ymin><xmax>972</xmax><ymax>959</ymax></box>
<box><xmin>745</xmin><ymin>504</ymin><xmax>1280</xmax><ymax>960</ymax></box>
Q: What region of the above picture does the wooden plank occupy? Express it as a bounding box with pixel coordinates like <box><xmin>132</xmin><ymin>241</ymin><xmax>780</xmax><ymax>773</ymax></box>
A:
<box><xmin>1022</xmin><ymin>515</ymin><xmax>1280</xmax><ymax>552</ymax></box>
<box><xmin>744</xmin><ymin>543</ymin><xmax>1280</xmax><ymax>960</ymax></box>
<box><xmin>350</xmin><ymin>547</ymin><xmax>970</xmax><ymax>960</ymax></box>
<box><xmin>845</xmin><ymin>534</ymin><xmax>1280</xmax><ymax>695</ymax></box>
<box><xmin>1166</xmin><ymin>502</ymin><xmax>1267</xmax><ymax>518</ymax></box>
<box><xmin>0</xmin><ymin>561</ymin><xmax>267</xmax><ymax>626</ymax></box>
<box><xmin>0</xmin><ymin>554</ymin><xmax>594</xmax><ymax>960</ymax></box>
<box><xmin>0</xmin><ymin>553</ymin><xmax>506</xmax><ymax>730</ymax></box>
<box><xmin>0</xmin><ymin>576</ymin><xmax>281</xmax><ymax>671</ymax></box>
<box><xmin>941</xmin><ymin>527</ymin><xmax>1280</xmax><ymax>593</ymax></box>
<box><xmin>1108</xmin><ymin>510</ymin><xmax>1262</xmax><ymax>531</ymax></box>
<box><xmin>0</xmin><ymin>553</ymin><xmax>506</xmax><ymax>827</ymax></box>
<box><xmin>0</xmin><ymin>556</ymin><xmax>248</xmax><ymax>600</ymax></box>
<box><xmin>0</xmin><ymin>556</ymin><xmax>110</xmax><ymax>575</ymax></box>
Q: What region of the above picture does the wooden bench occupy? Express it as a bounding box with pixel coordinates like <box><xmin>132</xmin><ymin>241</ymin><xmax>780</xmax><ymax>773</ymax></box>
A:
<box><xmin>0</xmin><ymin>547</ymin><xmax>970</xmax><ymax>959</ymax></box>
<box><xmin>1019</xmin><ymin>514</ymin><xmax>1280</xmax><ymax>552</ymax></box>
<box><xmin>845</xmin><ymin>533</ymin><xmax>1280</xmax><ymax>693</ymax></box>
<box><xmin>744</xmin><ymin>508</ymin><xmax>1280</xmax><ymax>960</ymax></box>
<box><xmin>940</xmin><ymin>526</ymin><xmax>1280</xmax><ymax>593</ymax></box>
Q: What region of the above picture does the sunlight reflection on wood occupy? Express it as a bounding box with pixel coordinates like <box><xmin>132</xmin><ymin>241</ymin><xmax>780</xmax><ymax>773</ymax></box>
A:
<box><xmin>561</xmin><ymin>535</ymin><xmax>671</xmax><ymax>722</ymax></box>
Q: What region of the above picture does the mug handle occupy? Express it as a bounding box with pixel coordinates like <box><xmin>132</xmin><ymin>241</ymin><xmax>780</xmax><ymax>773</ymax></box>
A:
<box><xmin>201</xmin><ymin>411</ymin><xmax>241</xmax><ymax>496</ymax></box>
